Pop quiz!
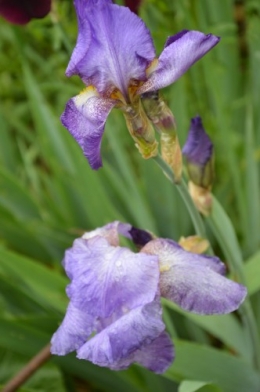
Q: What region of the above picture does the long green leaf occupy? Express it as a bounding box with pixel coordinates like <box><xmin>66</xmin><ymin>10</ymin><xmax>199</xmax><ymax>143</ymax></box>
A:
<box><xmin>166</xmin><ymin>340</ymin><xmax>260</xmax><ymax>392</ymax></box>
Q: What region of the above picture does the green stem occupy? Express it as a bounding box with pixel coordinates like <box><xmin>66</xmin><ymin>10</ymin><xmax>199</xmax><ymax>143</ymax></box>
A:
<box><xmin>153</xmin><ymin>155</ymin><xmax>210</xmax><ymax>245</ymax></box>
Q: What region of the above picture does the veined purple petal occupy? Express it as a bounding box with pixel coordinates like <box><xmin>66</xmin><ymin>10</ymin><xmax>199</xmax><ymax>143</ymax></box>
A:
<box><xmin>135</xmin><ymin>331</ymin><xmax>174</xmax><ymax>373</ymax></box>
<box><xmin>51</xmin><ymin>302</ymin><xmax>95</xmax><ymax>355</ymax></box>
<box><xmin>138</xmin><ymin>30</ymin><xmax>220</xmax><ymax>94</ymax></box>
<box><xmin>183</xmin><ymin>116</ymin><xmax>213</xmax><ymax>167</ymax></box>
<box><xmin>67</xmin><ymin>0</ymin><xmax>155</xmax><ymax>96</ymax></box>
<box><xmin>142</xmin><ymin>239</ymin><xmax>247</xmax><ymax>315</ymax></box>
<box><xmin>61</xmin><ymin>87</ymin><xmax>116</xmax><ymax>169</ymax></box>
<box><xmin>64</xmin><ymin>236</ymin><xmax>159</xmax><ymax>319</ymax></box>
<box><xmin>77</xmin><ymin>299</ymin><xmax>170</xmax><ymax>372</ymax></box>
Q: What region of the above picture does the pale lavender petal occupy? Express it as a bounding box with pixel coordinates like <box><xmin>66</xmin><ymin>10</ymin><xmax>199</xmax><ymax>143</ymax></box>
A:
<box><xmin>143</xmin><ymin>239</ymin><xmax>225</xmax><ymax>274</ymax></box>
<box><xmin>135</xmin><ymin>331</ymin><xmax>174</xmax><ymax>373</ymax></box>
<box><xmin>64</xmin><ymin>236</ymin><xmax>159</xmax><ymax>319</ymax></box>
<box><xmin>61</xmin><ymin>90</ymin><xmax>116</xmax><ymax>169</ymax></box>
<box><xmin>51</xmin><ymin>303</ymin><xmax>95</xmax><ymax>355</ymax></box>
<box><xmin>138</xmin><ymin>30</ymin><xmax>220</xmax><ymax>94</ymax></box>
<box><xmin>77</xmin><ymin>300</ymin><xmax>166</xmax><ymax>370</ymax></box>
<box><xmin>67</xmin><ymin>0</ymin><xmax>155</xmax><ymax>95</ymax></box>
<box><xmin>82</xmin><ymin>221</ymin><xmax>131</xmax><ymax>247</ymax></box>
<box><xmin>182</xmin><ymin>116</ymin><xmax>213</xmax><ymax>167</ymax></box>
<box><xmin>142</xmin><ymin>239</ymin><xmax>247</xmax><ymax>315</ymax></box>
<box><xmin>82</xmin><ymin>221</ymin><xmax>153</xmax><ymax>249</ymax></box>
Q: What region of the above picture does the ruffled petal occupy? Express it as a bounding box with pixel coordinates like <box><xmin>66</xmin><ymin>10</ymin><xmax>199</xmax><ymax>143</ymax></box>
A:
<box><xmin>67</xmin><ymin>0</ymin><xmax>155</xmax><ymax>95</ymax></box>
<box><xmin>61</xmin><ymin>87</ymin><xmax>116</xmax><ymax>169</ymax></box>
<box><xmin>142</xmin><ymin>239</ymin><xmax>247</xmax><ymax>315</ymax></box>
<box><xmin>138</xmin><ymin>30</ymin><xmax>220</xmax><ymax>94</ymax></box>
<box><xmin>51</xmin><ymin>303</ymin><xmax>95</xmax><ymax>355</ymax></box>
<box><xmin>135</xmin><ymin>331</ymin><xmax>174</xmax><ymax>373</ymax></box>
<box><xmin>77</xmin><ymin>300</ymin><xmax>166</xmax><ymax>371</ymax></box>
<box><xmin>63</xmin><ymin>236</ymin><xmax>159</xmax><ymax>319</ymax></box>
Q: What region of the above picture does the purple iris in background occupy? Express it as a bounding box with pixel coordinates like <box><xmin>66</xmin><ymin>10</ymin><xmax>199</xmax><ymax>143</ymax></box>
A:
<box><xmin>61</xmin><ymin>0</ymin><xmax>220</xmax><ymax>170</ymax></box>
<box><xmin>0</xmin><ymin>0</ymin><xmax>51</xmax><ymax>24</ymax></box>
<box><xmin>124</xmin><ymin>0</ymin><xmax>142</xmax><ymax>14</ymax></box>
<box><xmin>51</xmin><ymin>221</ymin><xmax>246</xmax><ymax>373</ymax></box>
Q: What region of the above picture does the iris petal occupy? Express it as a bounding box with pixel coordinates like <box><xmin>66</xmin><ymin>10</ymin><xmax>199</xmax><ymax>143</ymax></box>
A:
<box><xmin>51</xmin><ymin>302</ymin><xmax>95</xmax><ymax>355</ymax></box>
<box><xmin>138</xmin><ymin>30</ymin><xmax>220</xmax><ymax>94</ymax></box>
<box><xmin>135</xmin><ymin>331</ymin><xmax>174</xmax><ymax>373</ymax></box>
<box><xmin>142</xmin><ymin>239</ymin><xmax>247</xmax><ymax>315</ymax></box>
<box><xmin>64</xmin><ymin>236</ymin><xmax>159</xmax><ymax>319</ymax></box>
<box><xmin>77</xmin><ymin>299</ymin><xmax>167</xmax><ymax>371</ymax></box>
<box><xmin>67</xmin><ymin>0</ymin><xmax>155</xmax><ymax>96</ymax></box>
<box><xmin>61</xmin><ymin>87</ymin><xmax>116</xmax><ymax>169</ymax></box>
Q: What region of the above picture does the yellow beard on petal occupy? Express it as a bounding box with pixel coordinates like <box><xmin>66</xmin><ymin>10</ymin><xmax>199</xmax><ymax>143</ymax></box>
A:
<box><xmin>74</xmin><ymin>85</ymin><xmax>99</xmax><ymax>108</ymax></box>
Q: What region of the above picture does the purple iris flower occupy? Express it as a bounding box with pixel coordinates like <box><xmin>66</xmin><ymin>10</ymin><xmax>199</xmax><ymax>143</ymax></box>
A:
<box><xmin>51</xmin><ymin>221</ymin><xmax>246</xmax><ymax>373</ymax></box>
<box><xmin>0</xmin><ymin>0</ymin><xmax>51</xmax><ymax>25</ymax></box>
<box><xmin>61</xmin><ymin>0</ymin><xmax>220</xmax><ymax>170</ymax></box>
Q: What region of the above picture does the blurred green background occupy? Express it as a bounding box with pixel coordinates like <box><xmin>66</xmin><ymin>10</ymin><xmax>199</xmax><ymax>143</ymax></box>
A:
<box><xmin>1</xmin><ymin>0</ymin><xmax>260</xmax><ymax>391</ymax></box>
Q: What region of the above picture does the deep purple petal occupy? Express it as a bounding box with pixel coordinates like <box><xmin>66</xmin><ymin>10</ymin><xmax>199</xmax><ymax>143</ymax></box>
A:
<box><xmin>138</xmin><ymin>30</ymin><xmax>220</xmax><ymax>94</ymax></box>
<box><xmin>0</xmin><ymin>0</ymin><xmax>51</xmax><ymax>24</ymax></box>
<box><xmin>61</xmin><ymin>89</ymin><xmax>116</xmax><ymax>169</ymax></box>
<box><xmin>182</xmin><ymin>116</ymin><xmax>213</xmax><ymax>166</ymax></box>
<box><xmin>142</xmin><ymin>239</ymin><xmax>247</xmax><ymax>315</ymax></box>
<box><xmin>64</xmin><ymin>236</ymin><xmax>159</xmax><ymax>319</ymax></box>
<box><xmin>77</xmin><ymin>300</ymin><xmax>166</xmax><ymax>370</ymax></box>
<box><xmin>128</xmin><ymin>226</ymin><xmax>153</xmax><ymax>247</ymax></box>
<box><xmin>51</xmin><ymin>303</ymin><xmax>95</xmax><ymax>355</ymax></box>
<box><xmin>67</xmin><ymin>0</ymin><xmax>155</xmax><ymax>95</ymax></box>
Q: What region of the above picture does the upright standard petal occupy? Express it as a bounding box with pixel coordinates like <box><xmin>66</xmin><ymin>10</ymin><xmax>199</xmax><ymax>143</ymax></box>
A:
<box><xmin>67</xmin><ymin>0</ymin><xmax>155</xmax><ymax>96</ymax></box>
<box><xmin>142</xmin><ymin>239</ymin><xmax>247</xmax><ymax>315</ymax></box>
<box><xmin>138</xmin><ymin>30</ymin><xmax>220</xmax><ymax>94</ymax></box>
<box><xmin>64</xmin><ymin>236</ymin><xmax>159</xmax><ymax>318</ymax></box>
<box><xmin>61</xmin><ymin>87</ymin><xmax>116</xmax><ymax>169</ymax></box>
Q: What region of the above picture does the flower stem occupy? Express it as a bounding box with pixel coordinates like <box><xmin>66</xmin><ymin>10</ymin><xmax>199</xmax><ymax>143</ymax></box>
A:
<box><xmin>153</xmin><ymin>155</ymin><xmax>211</xmax><ymax>248</ymax></box>
<box><xmin>2</xmin><ymin>344</ymin><xmax>51</xmax><ymax>392</ymax></box>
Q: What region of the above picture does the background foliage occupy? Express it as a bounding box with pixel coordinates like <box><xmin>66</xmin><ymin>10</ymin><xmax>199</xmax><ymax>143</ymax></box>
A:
<box><xmin>1</xmin><ymin>0</ymin><xmax>260</xmax><ymax>391</ymax></box>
